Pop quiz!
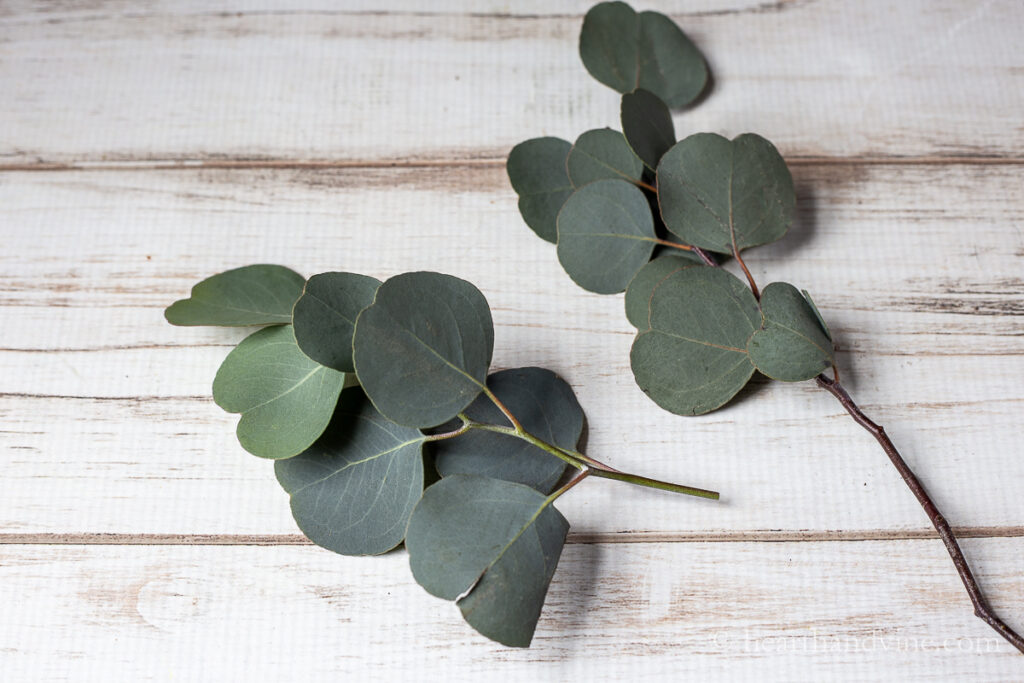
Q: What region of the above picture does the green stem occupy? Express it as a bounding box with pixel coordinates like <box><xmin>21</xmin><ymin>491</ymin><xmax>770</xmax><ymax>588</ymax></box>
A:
<box><xmin>589</xmin><ymin>468</ymin><xmax>719</xmax><ymax>500</ymax></box>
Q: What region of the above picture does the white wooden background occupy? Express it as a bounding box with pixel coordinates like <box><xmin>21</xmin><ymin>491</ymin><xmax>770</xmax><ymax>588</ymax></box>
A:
<box><xmin>2</xmin><ymin>0</ymin><xmax>1023</xmax><ymax>679</ymax></box>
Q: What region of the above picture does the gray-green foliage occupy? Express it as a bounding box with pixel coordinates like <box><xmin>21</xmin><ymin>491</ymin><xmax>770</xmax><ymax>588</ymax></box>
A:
<box><xmin>748</xmin><ymin>283</ymin><xmax>834</xmax><ymax>381</ymax></box>
<box><xmin>621</xmin><ymin>89</ymin><xmax>676</xmax><ymax>171</ymax></box>
<box><xmin>292</xmin><ymin>272</ymin><xmax>381</xmax><ymax>373</ymax></box>
<box><xmin>165</xmin><ymin>264</ymin><xmax>305</xmax><ymax>326</ymax></box>
<box><xmin>507</xmin><ymin>137</ymin><xmax>574</xmax><ymax>243</ymax></box>
<box><xmin>624</xmin><ymin>252</ymin><xmax>703</xmax><ymax>329</ymax></box>
<box><xmin>567</xmin><ymin>128</ymin><xmax>644</xmax><ymax>187</ymax></box>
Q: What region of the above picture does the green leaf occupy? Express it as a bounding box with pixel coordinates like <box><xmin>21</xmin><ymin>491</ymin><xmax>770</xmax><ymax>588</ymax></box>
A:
<box><xmin>624</xmin><ymin>252</ymin><xmax>703</xmax><ymax>329</ymax></box>
<box><xmin>507</xmin><ymin>137</ymin><xmax>574</xmax><ymax>243</ymax></box>
<box><xmin>433</xmin><ymin>368</ymin><xmax>582</xmax><ymax>493</ymax></box>
<box><xmin>165</xmin><ymin>264</ymin><xmax>305</xmax><ymax>326</ymax></box>
<box><xmin>747</xmin><ymin>282</ymin><xmax>835</xmax><ymax>382</ymax></box>
<box><xmin>212</xmin><ymin>325</ymin><xmax>345</xmax><ymax>459</ymax></box>
<box><xmin>621</xmin><ymin>89</ymin><xmax>675</xmax><ymax>171</ymax></box>
<box><xmin>801</xmin><ymin>289</ymin><xmax>833</xmax><ymax>342</ymax></box>
<box><xmin>352</xmin><ymin>272</ymin><xmax>493</xmax><ymax>428</ymax></box>
<box><xmin>274</xmin><ymin>388</ymin><xmax>424</xmax><ymax>556</ymax></box>
<box><xmin>566</xmin><ymin>128</ymin><xmax>644</xmax><ymax>187</ymax></box>
<box><xmin>556</xmin><ymin>179</ymin><xmax>657</xmax><ymax>294</ymax></box>
<box><xmin>630</xmin><ymin>266</ymin><xmax>759</xmax><ymax>415</ymax></box>
<box><xmin>406</xmin><ymin>474</ymin><xmax>569</xmax><ymax>647</ymax></box>
<box><xmin>292</xmin><ymin>272</ymin><xmax>381</xmax><ymax>373</ymax></box>
<box><xmin>657</xmin><ymin>133</ymin><xmax>795</xmax><ymax>255</ymax></box>
<box><xmin>579</xmin><ymin>1</ymin><xmax>708</xmax><ymax>109</ymax></box>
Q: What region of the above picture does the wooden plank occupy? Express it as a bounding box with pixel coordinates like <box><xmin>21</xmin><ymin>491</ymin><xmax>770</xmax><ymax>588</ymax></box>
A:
<box><xmin>1</xmin><ymin>539</ymin><xmax>1022</xmax><ymax>679</ymax></box>
<box><xmin>2</xmin><ymin>0</ymin><xmax>1023</xmax><ymax>164</ymax></box>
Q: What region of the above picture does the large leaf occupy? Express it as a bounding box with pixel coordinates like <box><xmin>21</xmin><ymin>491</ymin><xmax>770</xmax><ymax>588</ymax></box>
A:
<box><xmin>507</xmin><ymin>137</ymin><xmax>574</xmax><ymax>243</ymax></box>
<box><xmin>579</xmin><ymin>1</ymin><xmax>708</xmax><ymax>109</ymax></box>
<box><xmin>747</xmin><ymin>282</ymin><xmax>835</xmax><ymax>382</ymax></box>
<box><xmin>406</xmin><ymin>475</ymin><xmax>569</xmax><ymax>648</ymax></box>
<box><xmin>657</xmin><ymin>133</ymin><xmax>795</xmax><ymax>255</ymax></box>
<box><xmin>623</xmin><ymin>252</ymin><xmax>702</xmax><ymax>329</ymax></box>
<box><xmin>631</xmin><ymin>266</ymin><xmax>759</xmax><ymax>415</ymax></box>
<box><xmin>165</xmin><ymin>264</ymin><xmax>305</xmax><ymax>326</ymax></box>
<box><xmin>433</xmin><ymin>367</ymin><xmax>583</xmax><ymax>493</ymax></box>
<box><xmin>212</xmin><ymin>325</ymin><xmax>345</xmax><ymax>459</ymax></box>
<box><xmin>275</xmin><ymin>388</ymin><xmax>424</xmax><ymax>556</ymax></box>
<box><xmin>621</xmin><ymin>89</ymin><xmax>675</xmax><ymax>171</ymax></box>
<box><xmin>292</xmin><ymin>272</ymin><xmax>381</xmax><ymax>373</ymax></box>
<box><xmin>352</xmin><ymin>272</ymin><xmax>493</xmax><ymax>428</ymax></box>
<box><xmin>566</xmin><ymin>128</ymin><xmax>644</xmax><ymax>187</ymax></box>
<box><xmin>556</xmin><ymin>179</ymin><xmax>657</xmax><ymax>294</ymax></box>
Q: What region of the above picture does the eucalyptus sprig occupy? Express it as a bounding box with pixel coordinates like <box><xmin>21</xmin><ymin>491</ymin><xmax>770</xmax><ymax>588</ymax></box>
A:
<box><xmin>167</xmin><ymin>266</ymin><xmax>718</xmax><ymax>647</ymax></box>
<box><xmin>508</xmin><ymin>0</ymin><xmax>1023</xmax><ymax>654</ymax></box>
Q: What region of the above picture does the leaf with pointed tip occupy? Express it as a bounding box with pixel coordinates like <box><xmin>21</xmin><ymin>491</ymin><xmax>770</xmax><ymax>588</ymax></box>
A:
<box><xmin>274</xmin><ymin>388</ymin><xmax>424</xmax><ymax>556</ymax></box>
<box><xmin>213</xmin><ymin>325</ymin><xmax>345</xmax><ymax>459</ymax></box>
<box><xmin>801</xmin><ymin>289</ymin><xmax>832</xmax><ymax>341</ymax></box>
<box><xmin>352</xmin><ymin>272</ymin><xmax>493</xmax><ymax>428</ymax></box>
<box><xmin>556</xmin><ymin>179</ymin><xmax>658</xmax><ymax>294</ymax></box>
<box><xmin>657</xmin><ymin>132</ymin><xmax>795</xmax><ymax>255</ymax></box>
<box><xmin>624</xmin><ymin>252</ymin><xmax>703</xmax><ymax>329</ymax></box>
<box><xmin>579</xmin><ymin>1</ymin><xmax>708</xmax><ymax>109</ymax></box>
<box><xmin>631</xmin><ymin>266</ymin><xmax>759</xmax><ymax>415</ymax></box>
<box><xmin>507</xmin><ymin>137</ymin><xmax>574</xmax><ymax>243</ymax></box>
<box><xmin>406</xmin><ymin>475</ymin><xmax>569</xmax><ymax>648</ymax></box>
<box><xmin>747</xmin><ymin>282</ymin><xmax>835</xmax><ymax>382</ymax></box>
<box><xmin>566</xmin><ymin>128</ymin><xmax>644</xmax><ymax>188</ymax></box>
<box><xmin>292</xmin><ymin>272</ymin><xmax>381</xmax><ymax>373</ymax></box>
<box><xmin>433</xmin><ymin>368</ymin><xmax>582</xmax><ymax>493</ymax></box>
<box><xmin>621</xmin><ymin>89</ymin><xmax>675</xmax><ymax>171</ymax></box>
<box><xmin>165</xmin><ymin>264</ymin><xmax>305</xmax><ymax>326</ymax></box>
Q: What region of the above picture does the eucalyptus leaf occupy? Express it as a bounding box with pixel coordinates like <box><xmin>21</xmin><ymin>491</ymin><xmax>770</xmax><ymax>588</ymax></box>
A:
<box><xmin>747</xmin><ymin>282</ymin><xmax>835</xmax><ymax>382</ymax></box>
<box><xmin>352</xmin><ymin>272</ymin><xmax>493</xmax><ymax>428</ymax></box>
<box><xmin>621</xmin><ymin>89</ymin><xmax>675</xmax><ymax>171</ymax></box>
<box><xmin>657</xmin><ymin>132</ymin><xmax>795</xmax><ymax>255</ymax></box>
<box><xmin>624</xmin><ymin>252</ymin><xmax>703</xmax><ymax>329</ymax></box>
<box><xmin>406</xmin><ymin>474</ymin><xmax>569</xmax><ymax>648</ymax></box>
<box><xmin>579</xmin><ymin>1</ymin><xmax>708</xmax><ymax>109</ymax></box>
<box><xmin>275</xmin><ymin>388</ymin><xmax>424</xmax><ymax>556</ymax></box>
<box><xmin>631</xmin><ymin>266</ymin><xmax>759</xmax><ymax>415</ymax></box>
<box><xmin>801</xmin><ymin>289</ymin><xmax>833</xmax><ymax>342</ymax></box>
<box><xmin>507</xmin><ymin>137</ymin><xmax>574</xmax><ymax>243</ymax></box>
<box><xmin>213</xmin><ymin>325</ymin><xmax>345</xmax><ymax>459</ymax></box>
<box><xmin>165</xmin><ymin>264</ymin><xmax>305</xmax><ymax>326</ymax></box>
<box><xmin>556</xmin><ymin>179</ymin><xmax>657</xmax><ymax>294</ymax></box>
<box><xmin>566</xmin><ymin>128</ymin><xmax>645</xmax><ymax>187</ymax></box>
<box><xmin>292</xmin><ymin>272</ymin><xmax>381</xmax><ymax>373</ymax></box>
<box><xmin>433</xmin><ymin>367</ymin><xmax>582</xmax><ymax>493</ymax></box>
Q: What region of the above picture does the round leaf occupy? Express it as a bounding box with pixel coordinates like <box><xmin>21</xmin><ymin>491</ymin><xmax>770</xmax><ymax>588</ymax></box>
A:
<box><xmin>507</xmin><ymin>137</ymin><xmax>574</xmax><ymax>243</ymax></box>
<box><xmin>621</xmin><ymin>89</ymin><xmax>675</xmax><ymax>171</ymax></box>
<box><xmin>624</xmin><ymin>252</ymin><xmax>702</xmax><ymax>329</ymax></box>
<box><xmin>165</xmin><ymin>264</ymin><xmax>304</xmax><ymax>326</ymax></box>
<box><xmin>657</xmin><ymin>133</ymin><xmax>795</xmax><ymax>255</ymax></box>
<box><xmin>292</xmin><ymin>272</ymin><xmax>381</xmax><ymax>373</ymax></box>
<box><xmin>275</xmin><ymin>388</ymin><xmax>424</xmax><ymax>556</ymax></box>
<box><xmin>352</xmin><ymin>272</ymin><xmax>493</xmax><ymax>428</ymax></box>
<box><xmin>631</xmin><ymin>266</ymin><xmax>759</xmax><ymax>415</ymax></box>
<box><xmin>406</xmin><ymin>475</ymin><xmax>569</xmax><ymax>648</ymax></box>
<box><xmin>212</xmin><ymin>325</ymin><xmax>345</xmax><ymax>459</ymax></box>
<box><xmin>433</xmin><ymin>367</ymin><xmax>583</xmax><ymax>493</ymax></box>
<box><xmin>566</xmin><ymin>128</ymin><xmax>644</xmax><ymax>187</ymax></box>
<box><xmin>579</xmin><ymin>2</ymin><xmax>708</xmax><ymax>109</ymax></box>
<box><xmin>556</xmin><ymin>179</ymin><xmax>657</xmax><ymax>294</ymax></box>
<box><xmin>747</xmin><ymin>282</ymin><xmax>835</xmax><ymax>382</ymax></box>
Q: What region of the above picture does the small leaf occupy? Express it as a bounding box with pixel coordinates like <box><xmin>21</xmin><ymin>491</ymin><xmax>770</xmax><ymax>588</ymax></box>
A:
<box><xmin>566</xmin><ymin>128</ymin><xmax>645</xmax><ymax>187</ymax></box>
<box><xmin>275</xmin><ymin>388</ymin><xmax>424</xmax><ymax>556</ymax></box>
<box><xmin>406</xmin><ymin>475</ymin><xmax>569</xmax><ymax>648</ymax></box>
<box><xmin>292</xmin><ymin>272</ymin><xmax>381</xmax><ymax>373</ymax></box>
<box><xmin>801</xmin><ymin>289</ymin><xmax>832</xmax><ymax>342</ymax></box>
<box><xmin>556</xmin><ymin>179</ymin><xmax>657</xmax><ymax>294</ymax></box>
<box><xmin>213</xmin><ymin>325</ymin><xmax>345</xmax><ymax>459</ymax></box>
<box><xmin>621</xmin><ymin>89</ymin><xmax>675</xmax><ymax>171</ymax></box>
<box><xmin>165</xmin><ymin>264</ymin><xmax>305</xmax><ymax>326</ymax></box>
<box><xmin>433</xmin><ymin>368</ymin><xmax>582</xmax><ymax>493</ymax></box>
<box><xmin>579</xmin><ymin>1</ymin><xmax>708</xmax><ymax>109</ymax></box>
<box><xmin>624</xmin><ymin>252</ymin><xmax>702</xmax><ymax>329</ymax></box>
<box><xmin>657</xmin><ymin>133</ymin><xmax>795</xmax><ymax>255</ymax></box>
<box><xmin>631</xmin><ymin>266</ymin><xmax>759</xmax><ymax>415</ymax></box>
<box><xmin>507</xmin><ymin>137</ymin><xmax>574</xmax><ymax>243</ymax></box>
<box><xmin>747</xmin><ymin>282</ymin><xmax>835</xmax><ymax>382</ymax></box>
<box><xmin>352</xmin><ymin>272</ymin><xmax>493</xmax><ymax>428</ymax></box>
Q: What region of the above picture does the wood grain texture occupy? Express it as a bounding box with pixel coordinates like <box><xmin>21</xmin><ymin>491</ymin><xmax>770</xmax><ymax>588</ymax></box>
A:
<box><xmin>2</xmin><ymin>0</ymin><xmax>1023</xmax><ymax>165</ymax></box>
